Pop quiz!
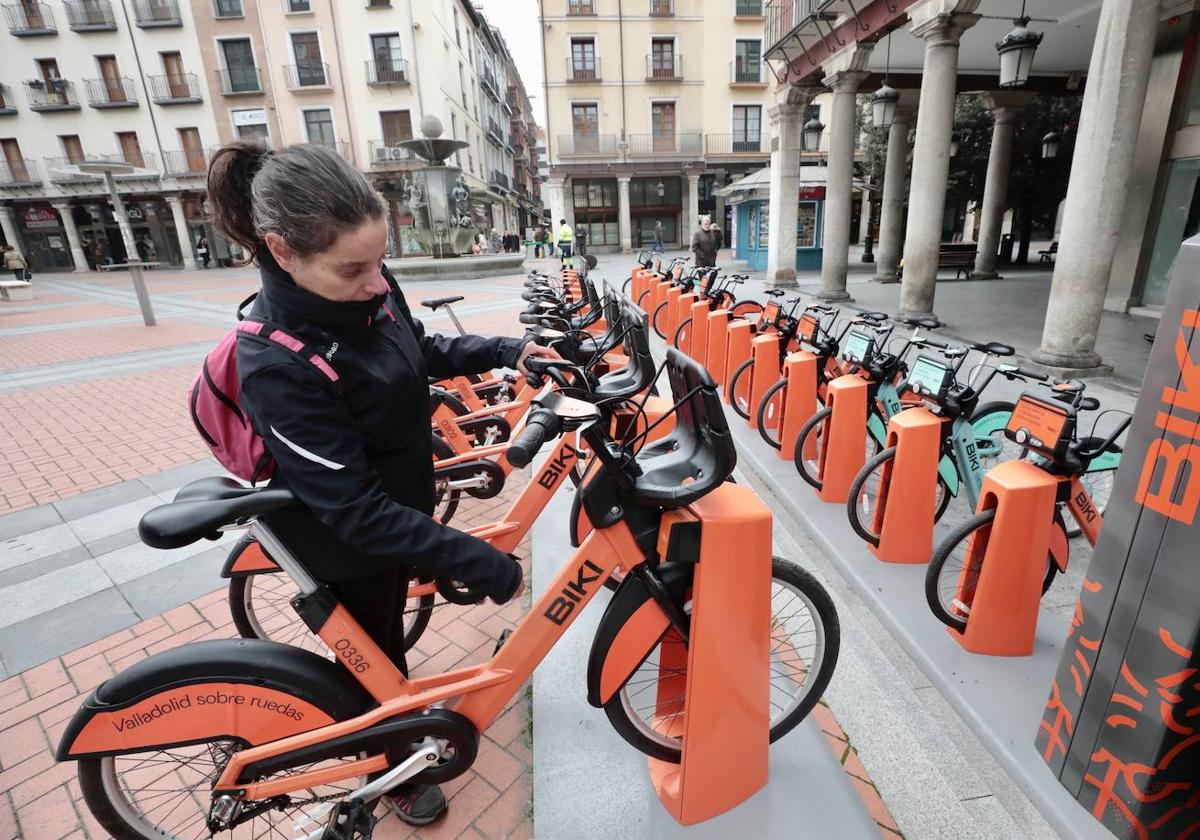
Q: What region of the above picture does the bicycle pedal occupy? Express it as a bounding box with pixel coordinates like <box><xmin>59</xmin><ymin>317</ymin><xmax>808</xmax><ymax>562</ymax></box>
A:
<box><xmin>318</xmin><ymin>797</ymin><xmax>375</xmax><ymax>840</ymax></box>
<box><xmin>493</xmin><ymin>628</ymin><xmax>512</xmax><ymax>656</ymax></box>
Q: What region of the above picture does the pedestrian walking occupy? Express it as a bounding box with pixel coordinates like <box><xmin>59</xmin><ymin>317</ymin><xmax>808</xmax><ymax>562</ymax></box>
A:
<box><xmin>196</xmin><ymin>235</ymin><xmax>210</xmax><ymax>269</ymax></box>
<box><xmin>3</xmin><ymin>244</ymin><xmax>29</xmax><ymax>282</ymax></box>
<box><xmin>652</xmin><ymin>219</ymin><xmax>664</xmax><ymax>253</ymax></box>
<box><xmin>691</xmin><ymin>215</ymin><xmax>721</xmax><ymax>268</ymax></box>
<box><xmin>556</xmin><ymin>218</ymin><xmax>574</xmax><ymax>266</ymax></box>
<box><xmin>533</xmin><ymin>225</ymin><xmax>546</xmax><ymax>258</ymax></box>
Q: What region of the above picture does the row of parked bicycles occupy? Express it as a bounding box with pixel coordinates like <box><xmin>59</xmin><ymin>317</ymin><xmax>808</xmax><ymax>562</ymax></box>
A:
<box><xmin>54</xmin><ymin>258</ymin><xmax>840</xmax><ymax>838</ymax></box>
<box><xmin>624</xmin><ymin>251</ymin><xmax>1127</xmax><ymax>635</ymax></box>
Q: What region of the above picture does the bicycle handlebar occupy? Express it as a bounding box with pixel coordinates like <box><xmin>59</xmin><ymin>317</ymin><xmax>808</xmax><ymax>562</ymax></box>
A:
<box><xmin>506</xmin><ymin>408</ymin><xmax>563</xmax><ymax>468</ymax></box>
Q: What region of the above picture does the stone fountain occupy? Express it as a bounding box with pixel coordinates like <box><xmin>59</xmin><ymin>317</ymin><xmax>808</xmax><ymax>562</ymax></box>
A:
<box><xmin>395</xmin><ymin>115</ymin><xmax>476</xmax><ymax>257</ymax></box>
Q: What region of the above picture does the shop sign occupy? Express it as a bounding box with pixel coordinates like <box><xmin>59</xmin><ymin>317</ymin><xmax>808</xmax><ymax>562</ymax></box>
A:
<box><xmin>127</xmin><ymin>205</ymin><xmax>145</xmax><ymax>222</ymax></box>
<box><xmin>232</xmin><ymin>108</ymin><xmax>268</xmax><ymax>127</ymax></box>
<box><xmin>798</xmin><ymin>186</ymin><xmax>826</xmax><ymax>200</ymax></box>
<box><xmin>22</xmin><ymin>206</ymin><xmax>59</xmax><ymax>229</ymax></box>
<box><xmin>46</xmin><ymin>235</ymin><xmax>64</xmax><ymax>249</ymax></box>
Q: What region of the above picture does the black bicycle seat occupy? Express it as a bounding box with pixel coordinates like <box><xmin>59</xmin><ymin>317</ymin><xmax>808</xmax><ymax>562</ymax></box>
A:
<box><xmin>860</xmin><ymin>311</ymin><xmax>889</xmax><ymax>322</ymax></box>
<box><xmin>421</xmin><ymin>296</ymin><xmax>465</xmax><ymax>311</ymax></box>
<box><xmin>1079</xmin><ymin>396</ymin><xmax>1100</xmax><ymax>411</ymax></box>
<box><xmin>765</xmin><ymin>289</ymin><xmax>787</xmax><ymax>297</ymax></box>
<box><xmin>905</xmin><ymin>314</ymin><xmax>941</xmax><ymax>329</ymax></box>
<box><xmin>139</xmin><ymin>478</ymin><xmax>297</xmax><ymax>550</ymax></box>
<box><xmin>943</xmin><ymin>346</ymin><xmax>969</xmax><ymax>359</ymax></box>
<box><xmin>974</xmin><ymin>341</ymin><xmax>1015</xmax><ymax>357</ymax></box>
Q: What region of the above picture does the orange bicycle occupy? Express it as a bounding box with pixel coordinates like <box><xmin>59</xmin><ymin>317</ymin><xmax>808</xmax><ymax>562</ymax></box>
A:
<box><xmin>56</xmin><ymin>349</ymin><xmax>839</xmax><ymax>839</ymax></box>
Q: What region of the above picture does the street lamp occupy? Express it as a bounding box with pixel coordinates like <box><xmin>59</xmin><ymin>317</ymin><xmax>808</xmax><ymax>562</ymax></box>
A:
<box><xmin>71</xmin><ymin>158</ymin><xmax>157</xmax><ymax>326</ymax></box>
<box><xmin>1041</xmin><ymin>131</ymin><xmax>1061</xmax><ymax>160</ymax></box>
<box><xmin>949</xmin><ymin>131</ymin><xmax>960</xmax><ymax>157</ymax></box>
<box><xmin>996</xmin><ymin>2</ymin><xmax>1043</xmax><ymax>88</ymax></box>
<box><xmin>656</xmin><ymin>180</ymin><xmax>666</xmax><ymax>198</ymax></box>
<box><xmin>872</xmin><ymin>84</ymin><xmax>899</xmax><ymax>130</ymax></box>
<box><xmin>803</xmin><ymin>118</ymin><xmax>824</xmax><ymax>153</ymax></box>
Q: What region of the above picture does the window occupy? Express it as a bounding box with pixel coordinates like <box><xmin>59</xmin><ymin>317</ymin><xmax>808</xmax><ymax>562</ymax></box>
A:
<box><xmin>567</xmin><ymin>0</ymin><xmax>595</xmax><ymax>14</ymax></box>
<box><xmin>571</xmin><ymin>102</ymin><xmax>599</xmax><ymax>149</ymax></box>
<box><xmin>571</xmin><ymin>38</ymin><xmax>596</xmax><ymax>80</ymax></box>
<box><xmin>178</xmin><ymin>127</ymin><xmax>204</xmax><ymax>171</ymax></box>
<box><xmin>221</xmin><ymin>39</ymin><xmax>258</xmax><ymax>92</ymax></box>
<box><xmin>459</xmin><ymin>62</ymin><xmax>467</xmax><ymax>108</ymax></box>
<box><xmin>117</xmin><ymin>131</ymin><xmax>143</xmax><ymax>167</ymax></box>
<box><xmin>630</xmin><ymin>176</ymin><xmax>680</xmax><ymax>207</ymax></box>
<box><xmin>37</xmin><ymin>58</ymin><xmax>62</xmax><ymax>87</ymax></box>
<box><xmin>96</xmin><ymin>55</ymin><xmax>129</xmax><ymax>102</ymax></box>
<box><xmin>571</xmin><ymin>177</ymin><xmax>619</xmax><ymax>246</ymax></box>
<box><xmin>303</xmin><ymin>108</ymin><xmax>335</xmax><ymax>146</ymax></box>
<box><xmin>285</xmin><ymin>0</ymin><xmax>311</xmax><ymax>11</ymax></box>
<box><xmin>1</xmin><ymin>139</ymin><xmax>30</xmax><ymax>182</ymax></box>
<box><xmin>734</xmin><ymin>40</ymin><xmax>762</xmax><ymax>83</ymax></box>
<box><xmin>732</xmin><ymin>105</ymin><xmax>761</xmax><ymax>151</ymax></box>
<box><xmin>651</xmin><ymin>102</ymin><xmax>675</xmax><ymax>150</ymax></box>
<box><xmin>452</xmin><ymin>7</ymin><xmax>460</xmax><ymax>47</ymax></box>
<box><xmin>797</xmin><ymin>202</ymin><xmax>817</xmax><ymax>248</ymax></box>
<box><xmin>380</xmin><ymin>110</ymin><xmax>412</xmax><ymax>146</ymax></box>
<box><xmin>232</xmin><ymin>108</ymin><xmax>269</xmax><ymax>140</ymax></box>
<box><xmin>160</xmin><ymin>51</ymin><xmax>191</xmax><ymax>98</ymax></box>
<box><xmin>291</xmin><ymin>32</ymin><xmax>326</xmax><ymax>85</ymax></box>
<box><xmin>650</xmin><ymin>38</ymin><xmax>676</xmax><ymax>78</ymax></box>
<box><xmin>214</xmin><ymin>0</ymin><xmax>243</xmax><ymax>18</ymax></box>
<box><xmin>371</xmin><ymin>33</ymin><xmax>404</xmax><ymax>80</ymax></box>
<box><xmin>59</xmin><ymin>135</ymin><xmax>85</xmax><ymax>163</ymax></box>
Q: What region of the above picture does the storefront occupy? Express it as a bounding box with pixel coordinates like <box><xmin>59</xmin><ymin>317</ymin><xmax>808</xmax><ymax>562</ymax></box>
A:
<box><xmin>720</xmin><ymin>168</ymin><xmax>829</xmax><ymax>272</ymax></box>
<box><xmin>630</xmin><ymin>176</ymin><xmax>682</xmax><ymax>248</ymax></box>
<box><xmin>571</xmin><ymin>177</ymin><xmax>620</xmax><ymax>250</ymax></box>
<box><xmin>16</xmin><ymin>204</ymin><xmax>73</xmax><ymax>271</ymax></box>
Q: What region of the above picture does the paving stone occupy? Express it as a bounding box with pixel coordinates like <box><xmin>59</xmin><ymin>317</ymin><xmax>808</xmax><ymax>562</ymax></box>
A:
<box><xmin>117</xmin><ymin>546</ymin><xmax>228</xmax><ymax>619</ymax></box>
<box><xmin>0</xmin><ymin>524</ymin><xmax>81</xmax><ymax>575</ymax></box>
<box><xmin>0</xmin><ymin>589</ymin><xmax>138</xmax><ymax>673</ymax></box>
<box><xmin>52</xmin><ymin>478</ymin><xmax>154</xmax><ymax>522</ymax></box>
<box><xmin>0</xmin><ymin>504</ymin><xmax>63</xmax><ymax>542</ymax></box>
<box><xmin>0</xmin><ymin>560</ymin><xmax>112</xmax><ymax>631</ymax></box>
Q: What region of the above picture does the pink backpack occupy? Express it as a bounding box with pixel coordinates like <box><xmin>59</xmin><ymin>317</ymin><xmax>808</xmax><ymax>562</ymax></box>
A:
<box><xmin>189</xmin><ymin>319</ymin><xmax>339</xmax><ymax>483</ymax></box>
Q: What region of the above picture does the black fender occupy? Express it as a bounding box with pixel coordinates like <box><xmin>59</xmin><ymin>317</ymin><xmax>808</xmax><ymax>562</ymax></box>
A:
<box><xmin>585</xmin><ymin>562</ymin><xmax>694</xmax><ymax>708</ymax></box>
<box><xmin>56</xmin><ymin>639</ymin><xmax>374</xmax><ymax>761</ymax></box>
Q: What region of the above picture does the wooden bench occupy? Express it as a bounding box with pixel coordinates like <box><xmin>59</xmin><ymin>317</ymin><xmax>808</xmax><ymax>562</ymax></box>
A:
<box><xmin>0</xmin><ymin>279</ymin><xmax>33</xmax><ymax>301</ymax></box>
<box><xmin>898</xmin><ymin>243</ymin><xmax>978</xmax><ymax>280</ymax></box>
<box><xmin>1039</xmin><ymin>242</ymin><xmax>1058</xmax><ymax>263</ymax></box>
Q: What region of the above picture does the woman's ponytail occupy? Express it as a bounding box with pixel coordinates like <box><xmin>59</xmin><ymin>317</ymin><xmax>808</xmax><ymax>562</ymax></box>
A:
<box><xmin>206</xmin><ymin>140</ymin><xmax>271</xmax><ymax>260</ymax></box>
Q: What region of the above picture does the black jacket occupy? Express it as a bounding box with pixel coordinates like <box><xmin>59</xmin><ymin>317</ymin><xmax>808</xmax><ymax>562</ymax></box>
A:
<box><xmin>237</xmin><ymin>248</ymin><xmax>526</xmax><ymax>601</ymax></box>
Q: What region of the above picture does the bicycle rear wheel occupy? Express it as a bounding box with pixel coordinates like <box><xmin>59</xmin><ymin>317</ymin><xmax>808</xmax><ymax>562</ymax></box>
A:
<box><xmin>756</xmin><ymin>378</ymin><xmax>789</xmax><ymax>449</ymax></box>
<box><xmin>730</xmin><ymin>300</ymin><xmax>763</xmax><ymax>320</ymax></box>
<box><xmin>847</xmin><ymin>447</ymin><xmax>952</xmax><ymax>547</ymax></box>
<box><xmin>729</xmin><ymin>358</ymin><xmax>755</xmax><ymax>419</ymax></box>
<box><xmin>603</xmin><ymin>558</ymin><xmax>839</xmax><ymax>763</ymax></box>
<box><xmin>673</xmin><ymin>318</ymin><xmax>693</xmax><ymax>352</ymax></box>
<box><xmin>652</xmin><ymin>301</ymin><xmax>671</xmax><ymax>339</ymax></box>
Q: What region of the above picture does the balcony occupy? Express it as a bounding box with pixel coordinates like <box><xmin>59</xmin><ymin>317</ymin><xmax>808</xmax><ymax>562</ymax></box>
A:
<box><xmin>147</xmin><ymin>73</ymin><xmax>202</xmax><ymax>104</ymax></box>
<box><xmin>217</xmin><ymin>67</ymin><xmax>262</xmax><ymax>95</ymax></box>
<box><xmin>213</xmin><ymin>0</ymin><xmax>242</xmax><ymax>18</ymax></box>
<box><xmin>502</xmin><ymin>91</ymin><xmax>515</xmax><ymax>116</ymax></box>
<box><xmin>84</xmin><ymin>77</ymin><xmax>139</xmax><ymax>108</ymax></box>
<box><xmin>566</xmin><ymin>0</ymin><xmax>595</xmax><ymax>14</ymax></box>
<box><xmin>25</xmin><ymin>80</ymin><xmax>81</xmax><ymax>112</ymax></box>
<box><xmin>45</xmin><ymin>152</ymin><xmax>159</xmax><ymax>180</ymax></box>
<box><xmin>626</xmin><ymin>133</ymin><xmax>703</xmax><ymax>157</ymax></box>
<box><xmin>285</xmin><ymin>62</ymin><xmax>330</xmax><ymax>90</ymax></box>
<box><xmin>368</xmin><ymin>140</ymin><xmax>417</xmax><ymax>167</ymax></box>
<box><xmin>0</xmin><ymin>84</ymin><xmax>16</xmax><ymax>114</ymax></box>
<box><xmin>735</xmin><ymin>0</ymin><xmax>764</xmax><ymax>15</ymax></box>
<box><xmin>646</xmin><ymin>54</ymin><xmax>682</xmax><ymax>81</ymax></box>
<box><xmin>365</xmin><ymin>58</ymin><xmax>409</xmax><ymax>86</ymax></box>
<box><xmin>3</xmin><ymin>2</ymin><xmax>55</xmax><ymax>34</ymax></box>
<box><xmin>163</xmin><ymin>149</ymin><xmax>209</xmax><ymax>176</ymax></box>
<box><xmin>731</xmin><ymin>60</ymin><xmax>765</xmax><ymax>85</ymax></box>
<box><xmin>765</xmin><ymin>0</ymin><xmax>834</xmax><ymax>60</ymax></box>
<box><xmin>64</xmin><ymin>1</ymin><xmax>116</xmax><ymax>30</ymax></box>
<box><xmin>486</xmin><ymin>118</ymin><xmax>505</xmax><ymax>146</ymax></box>
<box><xmin>566</xmin><ymin>57</ymin><xmax>600</xmax><ymax>83</ymax></box>
<box><xmin>131</xmin><ymin>0</ymin><xmax>181</xmax><ymax>27</ymax></box>
<box><xmin>0</xmin><ymin>159</ymin><xmax>41</xmax><ymax>187</ymax></box>
<box><xmin>489</xmin><ymin>170</ymin><xmax>510</xmax><ymax>192</ymax></box>
<box><xmin>480</xmin><ymin>70</ymin><xmax>501</xmax><ymax>102</ymax></box>
<box><xmin>44</xmin><ymin>158</ymin><xmax>97</xmax><ymax>183</ymax></box>
<box><xmin>705</xmin><ymin>133</ymin><xmax>767</xmax><ymax>156</ymax></box>
<box><xmin>557</xmin><ymin>134</ymin><xmax>617</xmax><ymax>157</ymax></box>
<box><xmin>649</xmin><ymin>0</ymin><xmax>673</xmax><ymax>15</ymax></box>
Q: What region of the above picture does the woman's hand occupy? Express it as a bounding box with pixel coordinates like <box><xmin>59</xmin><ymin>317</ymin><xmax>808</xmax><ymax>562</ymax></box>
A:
<box><xmin>516</xmin><ymin>341</ymin><xmax>564</xmax><ymax>376</ymax></box>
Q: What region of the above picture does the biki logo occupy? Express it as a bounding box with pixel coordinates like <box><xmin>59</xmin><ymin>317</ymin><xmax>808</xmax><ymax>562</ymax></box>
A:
<box><xmin>538</xmin><ymin>443</ymin><xmax>580</xmax><ymax>489</ymax></box>
<box><xmin>543</xmin><ymin>559</ymin><xmax>603</xmax><ymax>625</ymax></box>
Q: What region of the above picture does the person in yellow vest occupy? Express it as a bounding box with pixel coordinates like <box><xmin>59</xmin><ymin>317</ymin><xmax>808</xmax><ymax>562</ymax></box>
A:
<box><xmin>557</xmin><ymin>218</ymin><xmax>574</xmax><ymax>267</ymax></box>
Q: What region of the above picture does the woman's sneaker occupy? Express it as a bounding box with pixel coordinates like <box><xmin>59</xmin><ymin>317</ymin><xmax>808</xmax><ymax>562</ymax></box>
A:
<box><xmin>383</xmin><ymin>783</ymin><xmax>448</xmax><ymax>826</ymax></box>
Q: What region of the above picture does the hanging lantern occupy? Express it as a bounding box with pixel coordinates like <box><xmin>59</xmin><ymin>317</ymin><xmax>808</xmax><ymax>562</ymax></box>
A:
<box><xmin>949</xmin><ymin>131</ymin><xmax>960</xmax><ymax>157</ymax></box>
<box><xmin>872</xmin><ymin>84</ymin><xmax>899</xmax><ymax>129</ymax></box>
<box><xmin>1041</xmin><ymin>131</ymin><xmax>1061</xmax><ymax>160</ymax></box>
<box><xmin>996</xmin><ymin>15</ymin><xmax>1043</xmax><ymax>87</ymax></box>
<box><xmin>802</xmin><ymin>118</ymin><xmax>824</xmax><ymax>153</ymax></box>
<box><xmin>656</xmin><ymin>180</ymin><xmax>666</xmax><ymax>197</ymax></box>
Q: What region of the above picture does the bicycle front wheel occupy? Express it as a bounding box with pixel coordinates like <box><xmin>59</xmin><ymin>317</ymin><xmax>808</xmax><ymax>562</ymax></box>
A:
<box><xmin>729</xmin><ymin>358</ymin><xmax>755</xmax><ymax>419</ymax></box>
<box><xmin>756</xmin><ymin>378</ymin><xmax>789</xmax><ymax>449</ymax></box>
<box><xmin>730</xmin><ymin>300</ymin><xmax>763</xmax><ymax>321</ymax></box>
<box><xmin>847</xmin><ymin>447</ymin><xmax>952</xmax><ymax>547</ymax></box>
<box><xmin>603</xmin><ymin>558</ymin><xmax>839</xmax><ymax>763</ymax></box>
<box><xmin>652</xmin><ymin>300</ymin><xmax>671</xmax><ymax>339</ymax></box>
<box><xmin>673</xmin><ymin>318</ymin><xmax>693</xmax><ymax>352</ymax></box>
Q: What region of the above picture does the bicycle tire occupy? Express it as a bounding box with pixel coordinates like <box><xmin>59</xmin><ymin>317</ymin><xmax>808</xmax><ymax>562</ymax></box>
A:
<box><xmin>651</xmin><ymin>300</ymin><xmax>671</xmax><ymax>339</ymax></box>
<box><xmin>603</xmin><ymin>557</ymin><xmax>839</xmax><ymax>763</ymax></box>
<box><xmin>793</xmin><ymin>407</ymin><xmax>832</xmax><ymax>488</ymax></box>
<box><xmin>925</xmin><ymin>509</ymin><xmax>1063</xmax><ymax>631</ymax></box>
<box><xmin>730</xmin><ymin>300</ymin><xmax>763</xmax><ymax>320</ymax></box>
<box><xmin>729</xmin><ymin>358</ymin><xmax>755</xmax><ymax>419</ymax></box>
<box><xmin>636</xmin><ymin>288</ymin><xmax>653</xmax><ymax>310</ymax></box>
<box><xmin>673</xmin><ymin>318</ymin><xmax>692</xmax><ymax>351</ymax></box>
<box><xmin>756</xmin><ymin>378</ymin><xmax>789</xmax><ymax>450</ymax></box>
<box><xmin>846</xmin><ymin>447</ymin><xmax>952</xmax><ymax>547</ymax></box>
<box><xmin>969</xmin><ymin>400</ymin><xmax>1017</xmax><ymax>464</ymax></box>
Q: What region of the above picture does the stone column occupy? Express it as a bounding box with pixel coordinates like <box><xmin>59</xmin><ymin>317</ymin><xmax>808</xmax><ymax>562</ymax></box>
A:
<box><xmin>545</xmin><ymin>177</ymin><xmax>569</xmax><ymax>228</ymax></box>
<box><xmin>167</xmin><ymin>196</ymin><xmax>197</xmax><ymax>270</ymax></box>
<box><xmin>50</xmin><ymin>201</ymin><xmax>89</xmax><ymax>273</ymax></box>
<box><xmin>0</xmin><ymin>205</ymin><xmax>21</xmax><ymax>253</ymax></box>
<box><xmin>765</xmin><ymin>87</ymin><xmax>813</xmax><ymax>287</ymax></box>
<box><xmin>973</xmin><ymin>93</ymin><xmax>1030</xmax><ymax>279</ymax></box>
<box><xmin>819</xmin><ymin>64</ymin><xmax>871</xmax><ymax>300</ymax></box>
<box><xmin>874</xmin><ymin>107</ymin><xmax>913</xmax><ymax>283</ymax></box>
<box><xmin>898</xmin><ymin>0</ymin><xmax>980</xmax><ymax>317</ymax></box>
<box><xmin>617</xmin><ymin>176</ymin><xmax>632</xmax><ymax>253</ymax></box>
<box><xmin>1034</xmin><ymin>0</ymin><xmax>1159</xmax><ymax>370</ymax></box>
<box><xmin>684</xmin><ymin>173</ymin><xmax>700</xmax><ymax>249</ymax></box>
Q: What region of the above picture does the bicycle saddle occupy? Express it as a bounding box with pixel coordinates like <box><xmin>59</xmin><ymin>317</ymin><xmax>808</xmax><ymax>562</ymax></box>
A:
<box><xmin>139</xmin><ymin>478</ymin><xmax>298</xmax><ymax>550</ymax></box>
<box><xmin>421</xmin><ymin>296</ymin><xmax>465</xmax><ymax>311</ymax></box>
<box><xmin>765</xmin><ymin>289</ymin><xmax>787</xmax><ymax>297</ymax></box>
<box><xmin>942</xmin><ymin>346</ymin><xmax>969</xmax><ymax>359</ymax></box>
<box><xmin>905</xmin><ymin>314</ymin><xmax>941</xmax><ymax>329</ymax></box>
<box><xmin>974</xmin><ymin>341</ymin><xmax>1015</xmax><ymax>357</ymax></box>
<box><xmin>859</xmin><ymin>311</ymin><xmax>889</xmax><ymax>322</ymax></box>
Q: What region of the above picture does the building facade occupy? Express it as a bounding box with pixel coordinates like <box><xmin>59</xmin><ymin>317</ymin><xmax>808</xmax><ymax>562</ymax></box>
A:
<box><xmin>0</xmin><ymin>0</ymin><xmax>544</xmax><ymax>270</ymax></box>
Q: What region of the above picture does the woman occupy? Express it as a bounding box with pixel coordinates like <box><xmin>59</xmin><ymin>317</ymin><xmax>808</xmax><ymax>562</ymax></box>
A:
<box><xmin>196</xmin><ymin>235</ymin><xmax>210</xmax><ymax>269</ymax></box>
<box><xmin>691</xmin><ymin>214</ymin><xmax>721</xmax><ymax>268</ymax></box>
<box><xmin>652</xmin><ymin>219</ymin><xmax>664</xmax><ymax>253</ymax></box>
<box><xmin>3</xmin><ymin>245</ymin><xmax>28</xmax><ymax>282</ymax></box>
<box><xmin>208</xmin><ymin>141</ymin><xmax>559</xmax><ymax>827</ymax></box>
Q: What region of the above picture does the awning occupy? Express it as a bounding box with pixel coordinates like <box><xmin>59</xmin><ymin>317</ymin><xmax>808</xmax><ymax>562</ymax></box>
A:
<box><xmin>715</xmin><ymin>165</ymin><xmax>868</xmax><ymax>201</ymax></box>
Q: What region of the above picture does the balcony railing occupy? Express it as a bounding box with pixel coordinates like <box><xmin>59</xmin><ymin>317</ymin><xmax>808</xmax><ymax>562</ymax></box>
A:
<box><xmin>147</xmin><ymin>73</ymin><xmax>202</xmax><ymax>103</ymax></box>
<box><xmin>480</xmin><ymin>70</ymin><xmax>500</xmax><ymax>101</ymax></box>
<box><xmin>285</xmin><ymin>62</ymin><xmax>330</xmax><ymax>89</ymax></box>
<box><xmin>705</xmin><ymin>133</ymin><xmax>766</xmax><ymax>155</ymax></box>
<box><xmin>502</xmin><ymin>92</ymin><xmax>514</xmax><ymax>115</ymax></box>
<box><xmin>213</xmin><ymin>0</ymin><xmax>243</xmax><ymax>17</ymax></box>
<box><xmin>365</xmin><ymin>58</ymin><xmax>409</xmax><ymax>85</ymax></box>
<box><xmin>131</xmin><ymin>0</ymin><xmax>181</xmax><ymax>27</ymax></box>
<box><xmin>217</xmin><ymin>67</ymin><xmax>262</xmax><ymax>95</ymax></box>
<box><xmin>567</xmin><ymin>0</ymin><xmax>595</xmax><ymax>14</ymax></box>
<box><xmin>489</xmin><ymin>170</ymin><xmax>510</xmax><ymax>192</ymax></box>
<box><xmin>765</xmin><ymin>0</ymin><xmax>828</xmax><ymax>57</ymax></box>
<box><xmin>84</xmin><ymin>77</ymin><xmax>139</xmax><ymax>108</ymax></box>
<box><xmin>25</xmin><ymin>80</ymin><xmax>80</xmax><ymax>111</ymax></box>
<box><xmin>44</xmin><ymin>157</ymin><xmax>97</xmax><ymax>182</ymax></box>
<box><xmin>163</xmin><ymin>149</ymin><xmax>208</xmax><ymax>176</ymax></box>
<box><xmin>0</xmin><ymin>84</ymin><xmax>16</xmax><ymax>114</ymax></box>
<box><xmin>626</xmin><ymin>133</ymin><xmax>703</xmax><ymax>156</ymax></box>
<box><xmin>557</xmin><ymin>134</ymin><xmax>617</xmax><ymax>157</ymax></box>
<box><xmin>649</xmin><ymin>0</ymin><xmax>673</xmax><ymax>15</ymax></box>
<box><xmin>567</xmin><ymin>57</ymin><xmax>600</xmax><ymax>82</ymax></box>
<box><xmin>486</xmin><ymin>118</ymin><xmax>505</xmax><ymax>145</ymax></box>
<box><xmin>732</xmin><ymin>60</ymin><xmax>764</xmax><ymax>84</ymax></box>
<box><xmin>646</xmin><ymin>54</ymin><xmax>682</xmax><ymax>80</ymax></box>
<box><xmin>0</xmin><ymin>159</ymin><xmax>40</xmax><ymax>186</ymax></box>
<box><xmin>735</xmin><ymin>0</ymin><xmax>763</xmax><ymax>15</ymax></box>
<box><xmin>64</xmin><ymin>1</ymin><xmax>116</xmax><ymax>30</ymax></box>
<box><xmin>368</xmin><ymin>140</ymin><xmax>416</xmax><ymax>166</ymax></box>
<box><xmin>3</xmin><ymin>2</ymin><xmax>55</xmax><ymax>34</ymax></box>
